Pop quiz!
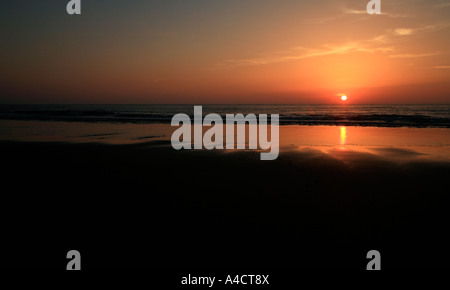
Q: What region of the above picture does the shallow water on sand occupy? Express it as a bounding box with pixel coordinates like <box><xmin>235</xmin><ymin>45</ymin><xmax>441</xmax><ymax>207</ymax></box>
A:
<box><xmin>1</xmin><ymin>120</ymin><xmax>449</xmax><ymax>162</ymax></box>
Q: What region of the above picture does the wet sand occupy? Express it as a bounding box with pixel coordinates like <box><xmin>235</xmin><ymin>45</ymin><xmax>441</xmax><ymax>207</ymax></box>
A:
<box><xmin>2</xmin><ymin>131</ymin><xmax>449</xmax><ymax>284</ymax></box>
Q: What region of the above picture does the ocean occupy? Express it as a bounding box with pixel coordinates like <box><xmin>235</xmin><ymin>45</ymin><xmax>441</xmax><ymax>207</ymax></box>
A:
<box><xmin>1</xmin><ymin>104</ymin><xmax>449</xmax><ymax>127</ymax></box>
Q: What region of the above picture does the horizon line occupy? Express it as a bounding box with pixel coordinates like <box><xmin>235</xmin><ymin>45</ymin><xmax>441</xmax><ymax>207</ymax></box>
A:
<box><xmin>1</xmin><ymin>103</ymin><xmax>450</xmax><ymax>106</ymax></box>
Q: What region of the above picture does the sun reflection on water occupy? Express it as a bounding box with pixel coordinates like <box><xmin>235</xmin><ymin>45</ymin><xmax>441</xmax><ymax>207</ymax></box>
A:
<box><xmin>340</xmin><ymin>126</ymin><xmax>347</xmax><ymax>146</ymax></box>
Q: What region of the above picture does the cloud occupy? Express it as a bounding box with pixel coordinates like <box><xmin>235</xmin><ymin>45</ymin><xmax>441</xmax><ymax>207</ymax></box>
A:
<box><xmin>370</xmin><ymin>35</ymin><xmax>389</xmax><ymax>43</ymax></box>
<box><xmin>391</xmin><ymin>23</ymin><xmax>449</xmax><ymax>37</ymax></box>
<box><xmin>418</xmin><ymin>23</ymin><xmax>450</xmax><ymax>33</ymax></box>
<box><xmin>394</xmin><ymin>28</ymin><xmax>413</xmax><ymax>36</ymax></box>
<box><xmin>304</xmin><ymin>15</ymin><xmax>345</xmax><ymax>25</ymax></box>
<box><xmin>210</xmin><ymin>40</ymin><xmax>393</xmax><ymax>69</ymax></box>
<box><xmin>342</xmin><ymin>9</ymin><xmax>367</xmax><ymax>15</ymax></box>
<box><xmin>209</xmin><ymin>22</ymin><xmax>447</xmax><ymax>70</ymax></box>
<box><xmin>305</xmin><ymin>7</ymin><xmax>410</xmax><ymax>25</ymax></box>
<box><xmin>434</xmin><ymin>65</ymin><xmax>450</xmax><ymax>69</ymax></box>
<box><xmin>343</xmin><ymin>8</ymin><xmax>408</xmax><ymax>18</ymax></box>
<box><xmin>389</xmin><ymin>53</ymin><xmax>440</xmax><ymax>58</ymax></box>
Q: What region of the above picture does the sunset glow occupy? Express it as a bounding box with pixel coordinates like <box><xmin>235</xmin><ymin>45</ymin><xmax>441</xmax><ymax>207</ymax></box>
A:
<box><xmin>341</xmin><ymin>95</ymin><xmax>348</xmax><ymax>101</ymax></box>
<box><xmin>1</xmin><ymin>1</ymin><xmax>450</xmax><ymax>104</ymax></box>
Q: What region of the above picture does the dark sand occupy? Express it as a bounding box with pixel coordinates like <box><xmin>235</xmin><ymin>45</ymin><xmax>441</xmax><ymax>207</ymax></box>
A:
<box><xmin>2</xmin><ymin>140</ymin><xmax>449</xmax><ymax>285</ymax></box>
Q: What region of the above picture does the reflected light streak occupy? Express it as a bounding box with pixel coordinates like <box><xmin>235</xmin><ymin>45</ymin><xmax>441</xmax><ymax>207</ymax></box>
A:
<box><xmin>340</xmin><ymin>126</ymin><xmax>347</xmax><ymax>145</ymax></box>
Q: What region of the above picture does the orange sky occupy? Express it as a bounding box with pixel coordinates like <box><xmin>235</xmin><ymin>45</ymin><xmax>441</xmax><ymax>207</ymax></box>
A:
<box><xmin>1</xmin><ymin>0</ymin><xmax>449</xmax><ymax>104</ymax></box>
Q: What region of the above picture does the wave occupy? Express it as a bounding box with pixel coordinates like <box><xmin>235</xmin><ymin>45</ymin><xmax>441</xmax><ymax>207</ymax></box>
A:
<box><xmin>1</xmin><ymin>105</ymin><xmax>449</xmax><ymax>128</ymax></box>
<box><xmin>279</xmin><ymin>113</ymin><xmax>450</xmax><ymax>127</ymax></box>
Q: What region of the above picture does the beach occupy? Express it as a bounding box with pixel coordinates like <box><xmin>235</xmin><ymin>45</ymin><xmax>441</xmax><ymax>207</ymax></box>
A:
<box><xmin>4</xmin><ymin>0</ymin><xmax>450</xmax><ymax>285</ymax></box>
<box><xmin>2</xmin><ymin>117</ymin><xmax>449</xmax><ymax>283</ymax></box>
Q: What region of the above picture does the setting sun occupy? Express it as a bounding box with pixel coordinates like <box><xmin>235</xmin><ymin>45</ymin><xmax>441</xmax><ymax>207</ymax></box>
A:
<box><xmin>341</xmin><ymin>95</ymin><xmax>348</xmax><ymax>101</ymax></box>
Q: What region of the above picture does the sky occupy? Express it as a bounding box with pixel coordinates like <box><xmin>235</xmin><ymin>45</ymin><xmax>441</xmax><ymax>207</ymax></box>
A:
<box><xmin>1</xmin><ymin>0</ymin><xmax>450</xmax><ymax>104</ymax></box>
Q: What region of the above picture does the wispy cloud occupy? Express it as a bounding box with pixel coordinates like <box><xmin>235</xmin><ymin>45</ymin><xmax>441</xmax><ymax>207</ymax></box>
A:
<box><xmin>304</xmin><ymin>15</ymin><xmax>345</xmax><ymax>25</ymax></box>
<box><xmin>394</xmin><ymin>28</ymin><xmax>413</xmax><ymax>36</ymax></box>
<box><xmin>209</xmin><ymin>22</ymin><xmax>447</xmax><ymax>70</ymax></box>
<box><xmin>210</xmin><ymin>40</ymin><xmax>393</xmax><ymax>70</ymax></box>
<box><xmin>390</xmin><ymin>23</ymin><xmax>449</xmax><ymax>37</ymax></box>
<box><xmin>434</xmin><ymin>65</ymin><xmax>450</xmax><ymax>69</ymax></box>
<box><xmin>417</xmin><ymin>23</ymin><xmax>450</xmax><ymax>33</ymax></box>
<box><xmin>389</xmin><ymin>53</ymin><xmax>440</xmax><ymax>58</ymax></box>
<box><xmin>342</xmin><ymin>9</ymin><xmax>367</xmax><ymax>15</ymax></box>
<box><xmin>343</xmin><ymin>8</ymin><xmax>408</xmax><ymax>18</ymax></box>
<box><xmin>305</xmin><ymin>7</ymin><xmax>410</xmax><ymax>25</ymax></box>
